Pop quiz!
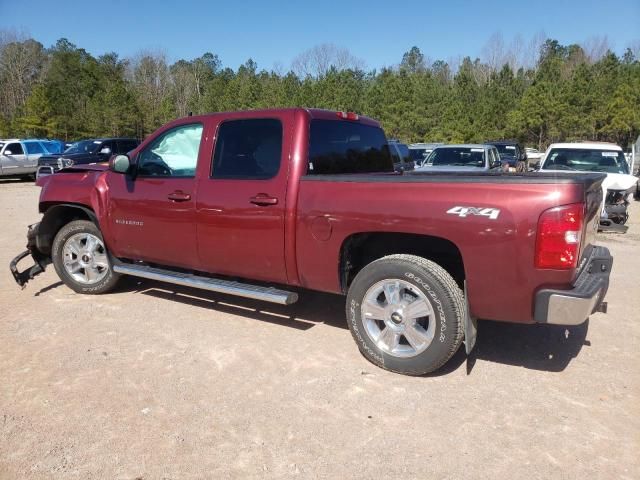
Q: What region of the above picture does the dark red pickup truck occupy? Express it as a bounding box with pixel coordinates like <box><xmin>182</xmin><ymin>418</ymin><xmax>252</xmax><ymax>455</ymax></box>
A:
<box><xmin>10</xmin><ymin>108</ymin><xmax>612</xmax><ymax>375</ymax></box>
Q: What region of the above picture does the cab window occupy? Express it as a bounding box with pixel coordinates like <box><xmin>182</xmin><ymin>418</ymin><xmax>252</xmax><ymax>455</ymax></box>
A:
<box><xmin>137</xmin><ymin>124</ymin><xmax>203</xmax><ymax>177</ymax></box>
<box><xmin>211</xmin><ymin>119</ymin><xmax>282</xmax><ymax>179</ymax></box>
<box><xmin>6</xmin><ymin>143</ymin><xmax>24</xmax><ymax>155</ymax></box>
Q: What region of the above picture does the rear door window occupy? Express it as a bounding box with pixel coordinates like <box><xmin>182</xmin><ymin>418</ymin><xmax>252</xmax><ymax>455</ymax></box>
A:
<box><xmin>211</xmin><ymin>119</ymin><xmax>282</xmax><ymax>179</ymax></box>
<box><xmin>24</xmin><ymin>142</ymin><xmax>45</xmax><ymax>155</ymax></box>
<box><xmin>308</xmin><ymin>120</ymin><xmax>393</xmax><ymax>174</ymax></box>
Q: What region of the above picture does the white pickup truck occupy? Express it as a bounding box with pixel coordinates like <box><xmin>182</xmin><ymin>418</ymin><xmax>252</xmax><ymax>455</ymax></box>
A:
<box><xmin>0</xmin><ymin>139</ymin><xmax>51</xmax><ymax>179</ymax></box>
<box><xmin>538</xmin><ymin>142</ymin><xmax>639</xmax><ymax>233</ymax></box>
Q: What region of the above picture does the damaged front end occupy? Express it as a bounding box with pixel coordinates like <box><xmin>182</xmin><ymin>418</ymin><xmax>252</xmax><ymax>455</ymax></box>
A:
<box><xmin>599</xmin><ymin>172</ymin><xmax>638</xmax><ymax>234</ymax></box>
<box><xmin>9</xmin><ymin>223</ymin><xmax>51</xmax><ymax>287</ymax></box>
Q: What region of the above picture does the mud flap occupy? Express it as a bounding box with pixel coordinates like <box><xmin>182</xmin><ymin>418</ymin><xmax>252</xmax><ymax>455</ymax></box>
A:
<box><xmin>463</xmin><ymin>280</ymin><xmax>477</xmax><ymax>355</ymax></box>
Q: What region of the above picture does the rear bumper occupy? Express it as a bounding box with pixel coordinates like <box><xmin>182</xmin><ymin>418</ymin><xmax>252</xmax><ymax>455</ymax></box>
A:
<box><xmin>534</xmin><ymin>246</ymin><xmax>612</xmax><ymax>325</ymax></box>
<box><xmin>9</xmin><ymin>222</ymin><xmax>50</xmax><ymax>287</ymax></box>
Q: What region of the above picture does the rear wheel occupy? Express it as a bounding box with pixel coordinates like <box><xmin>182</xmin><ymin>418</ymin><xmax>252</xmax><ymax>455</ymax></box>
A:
<box><xmin>346</xmin><ymin>254</ymin><xmax>464</xmax><ymax>375</ymax></box>
<box><xmin>51</xmin><ymin>220</ymin><xmax>120</xmax><ymax>294</ymax></box>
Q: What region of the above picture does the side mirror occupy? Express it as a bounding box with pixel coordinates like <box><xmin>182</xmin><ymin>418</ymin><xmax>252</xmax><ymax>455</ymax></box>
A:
<box><xmin>4</xmin><ymin>150</ymin><xmax>12</xmax><ymax>155</ymax></box>
<box><xmin>100</xmin><ymin>146</ymin><xmax>112</xmax><ymax>155</ymax></box>
<box><xmin>110</xmin><ymin>155</ymin><xmax>131</xmax><ymax>174</ymax></box>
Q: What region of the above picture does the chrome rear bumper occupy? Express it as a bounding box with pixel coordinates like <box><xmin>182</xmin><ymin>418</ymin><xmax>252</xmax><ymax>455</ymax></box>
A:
<box><xmin>534</xmin><ymin>246</ymin><xmax>612</xmax><ymax>325</ymax></box>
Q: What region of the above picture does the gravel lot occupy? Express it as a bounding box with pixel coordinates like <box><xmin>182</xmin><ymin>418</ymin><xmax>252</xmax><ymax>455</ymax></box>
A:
<box><xmin>1</xmin><ymin>178</ymin><xmax>638</xmax><ymax>479</ymax></box>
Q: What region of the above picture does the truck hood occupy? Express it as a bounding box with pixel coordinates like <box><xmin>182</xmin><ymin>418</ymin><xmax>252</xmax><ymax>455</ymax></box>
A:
<box><xmin>601</xmin><ymin>172</ymin><xmax>638</xmax><ymax>191</ymax></box>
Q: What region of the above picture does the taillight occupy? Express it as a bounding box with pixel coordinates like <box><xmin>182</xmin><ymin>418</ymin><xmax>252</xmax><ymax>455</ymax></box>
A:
<box><xmin>535</xmin><ymin>203</ymin><xmax>584</xmax><ymax>269</ymax></box>
<box><xmin>336</xmin><ymin>111</ymin><xmax>359</xmax><ymax>121</ymax></box>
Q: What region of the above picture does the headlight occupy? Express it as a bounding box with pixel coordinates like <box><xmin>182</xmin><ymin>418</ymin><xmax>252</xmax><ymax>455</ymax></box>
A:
<box><xmin>58</xmin><ymin>158</ymin><xmax>74</xmax><ymax>168</ymax></box>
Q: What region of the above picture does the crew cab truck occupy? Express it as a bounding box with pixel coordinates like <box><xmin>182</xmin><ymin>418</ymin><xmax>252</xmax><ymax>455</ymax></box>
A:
<box><xmin>10</xmin><ymin>108</ymin><xmax>613</xmax><ymax>376</ymax></box>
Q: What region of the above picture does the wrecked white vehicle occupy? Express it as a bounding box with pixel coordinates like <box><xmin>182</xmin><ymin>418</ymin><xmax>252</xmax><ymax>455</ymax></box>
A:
<box><xmin>539</xmin><ymin>142</ymin><xmax>638</xmax><ymax>233</ymax></box>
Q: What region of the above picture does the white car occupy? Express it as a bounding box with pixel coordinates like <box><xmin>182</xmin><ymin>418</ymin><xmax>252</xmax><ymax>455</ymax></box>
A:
<box><xmin>538</xmin><ymin>142</ymin><xmax>638</xmax><ymax>232</ymax></box>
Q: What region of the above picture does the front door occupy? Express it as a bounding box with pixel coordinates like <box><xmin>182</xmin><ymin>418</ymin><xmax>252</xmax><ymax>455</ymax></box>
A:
<box><xmin>1</xmin><ymin>142</ymin><xmax>28</xmax><ymax>175</ymax></box>
<box><xmin>196</xmin><ymin>115</ymin><xmax>292</xmax><ymax>284</ymax></box>
<box><xmin>105</xmin><ymin>122</ymin><xmax>205</xmax><ymax>269</ymax></box>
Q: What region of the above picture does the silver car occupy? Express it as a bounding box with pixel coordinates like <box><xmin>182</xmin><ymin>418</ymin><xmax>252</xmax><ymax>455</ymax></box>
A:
<box><xmin>0</xmin><ymin>139</ymin><xmax>51</xmax><ymax>179</ymax></box>
<box><xmin>414</xmin><ymin>144</ymin><xmax>502</xmax><ymax>172</ymax></box>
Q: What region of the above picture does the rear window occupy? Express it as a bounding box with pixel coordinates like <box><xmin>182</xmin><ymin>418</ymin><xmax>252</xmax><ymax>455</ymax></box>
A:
<box><xmin>542</xmin><ymin>148</ymin><xmax>629</xmax><ymax>174</ymax></box>
<box><xmin>426</xmin><ymin>147</ymin><xmax>486</xmax><ymax>167</ymax></box>
<box><xmin>308</xmin><ymin>120</ymin><xmax>393</xmax><ymax>175</ymax></box>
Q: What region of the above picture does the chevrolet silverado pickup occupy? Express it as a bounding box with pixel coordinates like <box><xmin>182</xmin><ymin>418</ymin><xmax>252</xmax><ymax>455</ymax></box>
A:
<box><xmin>10</xmin><ymin>108</ymin><xmax>612</xmax><ymax>375</ymax></box>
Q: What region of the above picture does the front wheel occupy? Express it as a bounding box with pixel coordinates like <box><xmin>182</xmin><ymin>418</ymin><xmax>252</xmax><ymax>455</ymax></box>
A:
<box><xmin>346</xmin><ymin>254</ymin><xmax>464</xmax><ymax>375</ymax></box>
<box><xmin>51</xmin><ymin>220</ymin><xmax>120</xmax><ymax>294</ymax></box>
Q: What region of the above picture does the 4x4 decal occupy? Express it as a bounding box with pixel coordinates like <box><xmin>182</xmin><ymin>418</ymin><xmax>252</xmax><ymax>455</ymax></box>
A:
<box><xmin>446</xmin><ymin>206</ymin><xmax>501</xmax><ymax>220</ymax></box>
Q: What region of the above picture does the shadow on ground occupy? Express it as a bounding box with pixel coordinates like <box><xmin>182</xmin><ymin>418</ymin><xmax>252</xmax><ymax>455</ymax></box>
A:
<box><xmin>33</xmin><ymin>277</ymin><xmax>591</xmax><ymax>374</ymax></box>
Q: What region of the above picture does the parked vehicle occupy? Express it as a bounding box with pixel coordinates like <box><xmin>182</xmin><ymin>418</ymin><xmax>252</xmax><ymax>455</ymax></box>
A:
<box><xmin>409</xmin><ymin>143</ymin><xmax>445</xmax><ymax>167</ymax></box>
<box><xmin>486</xmin><ymin>140</ymin><xmax>528</xmax><ymax>171</ymax></box>
<box><xmin>42</xmin><ymin>139</ymin><xmax>66</xmax><ymax>155</ymax></box>
<box><xmin>0</xmin><ymin>139</ymin><xmax>51</xmax><ymax>179</ymax></box>
<box><xmin>525</xmin><ymin>147</ymin><xmax>544</xmax><ymax>168</ymax></box>
<box><xmin>414</xmin><ymin>144</ymin><xmax>502</xmax><ymax>172</ymax></box>
<box><xmin>388</xmin><ymin>139</ymin><xmax>414</xmax><ymax>172</ymax></box>
<box><xmin>539</xmin><ymin>142</ymin><xmax>638</xmax><ymax>233</ymax></box>
<box><xmin>10</xmin><ymin>108</ymin><xmax>612</xmax><ymax>376</ymax></box>
<box><xmin>36</xmin><ymin>138</ymin><xmax>139</xmax><ymax>179</ymax></box>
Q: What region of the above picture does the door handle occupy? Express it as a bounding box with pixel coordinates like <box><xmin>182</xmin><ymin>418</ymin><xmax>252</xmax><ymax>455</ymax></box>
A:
<box><xmin>249</xmin><ymin>194</ymin><xmax>278</xmax><ymax>206</ymax></box>
<box><xmin>168</xmin><ymin>191</ymin><xmax>191</xmax><ymax>202</ymax></box>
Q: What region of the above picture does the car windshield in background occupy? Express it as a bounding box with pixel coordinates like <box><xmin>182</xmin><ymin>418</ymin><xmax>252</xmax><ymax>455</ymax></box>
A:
<box><xmin>63</xmin><ymin>140</ymin><xmax>101</xmax><ymax>155</ymax></box>
<box><xmin>425</xmin><ymin>147</ymin><xmax>485</xmax><ymax>167</ymax></box>
<box><xmin>0</xmin><ymin>142</ymin><xmax>5</xmax><ymax>151</ymax></box>
<box><xmin>495</xmin><ymin>145</ymin><xmax>516</xmax><ymax>156</ymax></box>
<box><xmin>44</xmin><ymin>141</ymin><xmax>64</xmax><ymax>154</ymax></box>
<box><xmin>542</xmin><ymin>148</ymin><xmax>630</xmax><ymax>174</ymax></box>
<box><xmin>308</xmin><ymin>120</ymin><xmax>393</xmax><ymax>174</ymax></box>
<box><xmin>409</xmin><ymin>148</ymin><xmax>427</xmax><ymax>161</ymax></box>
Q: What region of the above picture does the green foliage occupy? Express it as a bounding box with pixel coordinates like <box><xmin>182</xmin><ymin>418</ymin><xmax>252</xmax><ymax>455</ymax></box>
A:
<box><xmin>1</xmin><ymin>37</ymin><xmax>639</xmax><ymax>149</ymax></box>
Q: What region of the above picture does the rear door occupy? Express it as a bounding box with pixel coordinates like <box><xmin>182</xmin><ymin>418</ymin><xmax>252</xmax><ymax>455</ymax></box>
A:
<box><xmin>23</xmin><ymin>141</ymin><xmax>46</xmax><ymax>169</ymax></box>
<box><xmin>195</xmin><ymin>113</ymin><xmax>293</xmax><ymax>284</ymax></box>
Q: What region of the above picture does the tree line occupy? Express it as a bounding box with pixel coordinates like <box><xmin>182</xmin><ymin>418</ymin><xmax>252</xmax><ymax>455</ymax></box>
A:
<box><xmin>1</xmin><ymin>32</ymin><xmax>639</xmax><ymax>149</ymax></box>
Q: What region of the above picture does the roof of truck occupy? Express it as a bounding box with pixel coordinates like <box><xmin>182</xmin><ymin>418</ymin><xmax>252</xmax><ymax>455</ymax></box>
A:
<box><xmin>548</xmin><ymin>142</ymin><xmax>622</xmax><ymax>151</ymax></box>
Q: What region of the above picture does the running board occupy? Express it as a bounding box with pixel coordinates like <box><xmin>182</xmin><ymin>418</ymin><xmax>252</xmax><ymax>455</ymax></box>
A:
<box><xmin>113</xmin><ymin>264</ymin><xmax>299</xmax><ymax>305</ymax></box>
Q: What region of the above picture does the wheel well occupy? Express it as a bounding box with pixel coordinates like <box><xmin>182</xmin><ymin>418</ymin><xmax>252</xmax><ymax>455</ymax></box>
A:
<box><xmin>339</xmin><ymin>233</ymin><xmax>465</xmax><ymax>293</ymax></box>
<box><xmin>37</xmin><ymin>204</ymin><xmax>97</xmax><ymax>255</ymax></box>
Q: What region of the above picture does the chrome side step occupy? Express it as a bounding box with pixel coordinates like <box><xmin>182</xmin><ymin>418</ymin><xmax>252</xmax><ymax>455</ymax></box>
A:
<box><xmin>113</xmin><ymin>263</ymin><xmax>298</xmax><ymax>305</ymax></box>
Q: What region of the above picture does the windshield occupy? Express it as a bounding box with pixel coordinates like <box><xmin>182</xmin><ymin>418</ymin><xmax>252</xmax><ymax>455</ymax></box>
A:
<box><xmin>542</xmin><ymin>148</ymin><xmax>630</xmax><ymax>174</ymax></box>
<box><xmin>44</xmin><ymin>141</ymin><xmax>64</xmax><ymax>154</ymax></box>
<box><xmin>409</xmin><ymin>148</ymin><xmax>428</xmax><ymax>162</ymax></box>
<box><xmin>63</xmin><ymin>140</ymin><xmax>102</xmax><ymax>155</ymax></box>
<box><xmin>425</xmin><ymin>147</ymin><xmax>486</xmax><ymax>167</ymax></box>
<box><xmin>308</xmin><ymin>120</ymin><xmax>393</xmax><ymax>174</ymax></box>
<box><xmin>0</xmin><ymin>142</ymin><xmax>5</xmax><ymax>151</ymax></box>
<box><xmin>494</xmin><ymin>144</ymin><xmax>516</xmax><ymax>156</ymax></box>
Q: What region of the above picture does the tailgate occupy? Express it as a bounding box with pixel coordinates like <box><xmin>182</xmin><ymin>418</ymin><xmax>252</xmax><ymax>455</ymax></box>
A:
<box><xmin>580</xmin><ymin>174</ymin><xmax>605</xmax><ymax>265</ymax></box>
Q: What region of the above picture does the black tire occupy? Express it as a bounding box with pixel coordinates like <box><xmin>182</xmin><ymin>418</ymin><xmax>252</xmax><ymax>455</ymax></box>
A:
<box><xmin>51</xmin><ymin>220</ymin><xmax>120</xmax><ymax>294</ymax></box>
<box><xmin>346</xmin><ymin>254</ymin><xmax>464</xmax><ymax>375</ymax></box>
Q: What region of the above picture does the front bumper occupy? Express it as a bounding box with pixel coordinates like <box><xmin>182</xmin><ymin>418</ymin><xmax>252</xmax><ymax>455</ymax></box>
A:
<box><xmin>9</xmin><ymin>223</ymin><xmax>50</xmax><ymax>287</ymax></box>
<box><xmin>534</xmin><ymin>246</ymin><xmax>612</xmax><ymax>325</ymax></box>
<box><xmin>36</xmin><ymin>165</ymin><xmax>58</xmax><ymax>179</ymax></box>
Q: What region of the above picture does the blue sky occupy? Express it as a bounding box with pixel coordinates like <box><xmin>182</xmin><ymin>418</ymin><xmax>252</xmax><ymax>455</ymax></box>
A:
<box><xmin>2</xmin><ymin>0</ymin><xmax>639</xmax><ymax>70</ymax></box>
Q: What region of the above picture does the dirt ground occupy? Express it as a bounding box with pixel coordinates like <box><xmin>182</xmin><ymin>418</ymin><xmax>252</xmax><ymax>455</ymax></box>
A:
<box><xmin>0</xmin><ymin>178</ymin><xmax>638</xmax><ymax>480</ymax></box>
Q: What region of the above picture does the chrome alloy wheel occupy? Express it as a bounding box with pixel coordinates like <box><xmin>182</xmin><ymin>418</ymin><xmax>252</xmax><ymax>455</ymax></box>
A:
<box><xmin>361</xmin><ymin>279</ymin><xmax>436</xmax><ymax>358</ymax></box>
<box><xmin>62</xmin><ymin>232</ymin><xmax>109</xmax><ymax>285</ymax></box>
